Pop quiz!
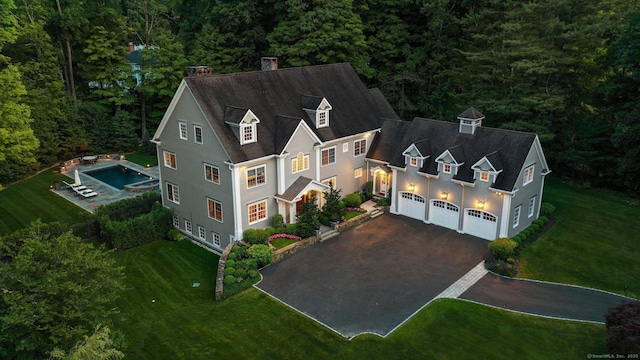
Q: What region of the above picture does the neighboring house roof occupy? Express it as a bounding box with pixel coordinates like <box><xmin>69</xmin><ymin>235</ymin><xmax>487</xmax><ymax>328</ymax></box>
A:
<box><xmin>181</xmin><ymin>63</ymin><xmax>399</xmax><ymax>164</ymax></box>
<box><xmin>367</xmin><ymin>118</ymin><xmax>537</xmax><ymax>192</ymax></box>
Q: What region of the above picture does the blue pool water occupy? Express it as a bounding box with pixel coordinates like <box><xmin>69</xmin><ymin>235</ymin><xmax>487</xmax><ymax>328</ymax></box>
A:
<box><xmin>84</xmin><ymin>165</ymin><xmax>152</xmax><ymax>190</ymax></box>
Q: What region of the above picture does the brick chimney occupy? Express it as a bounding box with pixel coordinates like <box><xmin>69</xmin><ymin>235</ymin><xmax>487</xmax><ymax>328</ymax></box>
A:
<box><xmin>187</xmin><ymin>66</ymin><xmax>212</xmax><ymax>77</ymax></box>
<box><xmin>261</xmin><ymin>57</ymin><xmax>278</xmax><ymax>71</ymax></box>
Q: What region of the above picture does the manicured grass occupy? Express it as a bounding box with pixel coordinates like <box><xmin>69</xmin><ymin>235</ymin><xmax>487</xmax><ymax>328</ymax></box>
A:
<box><xmin>111</xmin><ymin>240</ymin><xmax>606</xmax><ymax>359</ymax></box>
<box><xmin>270</xmin><ymin>237</ymin><xmax>296</xmax><ymax>249</ymax></box>
<box><xmin>0</xmin><ymin>169</ymin><xmax>91</xmax><ymax>235</ymax></box>
<box><xmin>125</xmin><ymin>151</ymin><xmax>158</xmax><ymax>167</ymax></box>
<box><xmin>345</xmin><ymin>210</ymin><xmax>366</xmax><ymax>220</ymax></box>
<box><xmin>519</xmin><ymin>177</ymin><xmax>640</xmax><ymax>298</ymax></box>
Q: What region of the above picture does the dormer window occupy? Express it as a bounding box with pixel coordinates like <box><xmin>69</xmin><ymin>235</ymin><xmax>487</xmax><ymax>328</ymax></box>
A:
<box><xmin>410</xmin><ymin>157</ymin><xmax>418</xmax><ymax>167</ymax></box>
<box><xmin>241</xmin><ymin>124</ymin><xmax>255</xmax><ymax>144</ymax></box>
<box><xmin>302</xmin><ymin>95</ymin><xmax>332</xmax><ymax>129</ymax></box>
<box><xmin>318</xmin><ymin>111</ymin><xmax>328</xmax><ymax>127</ymax></box>
<box><xmin>443</xmin><ymin>164</ymin><xmax>452</xmax><ymax>174</ymax></box>
<box><xmin>480</xmin><ymin>172</ymin><xmax>489</xmax><ymax>182</ymax></box>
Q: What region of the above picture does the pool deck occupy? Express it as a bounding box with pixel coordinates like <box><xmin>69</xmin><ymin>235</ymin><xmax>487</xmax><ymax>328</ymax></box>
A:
<box><xmin>52</xmin><ymin>159</ymin><xmax>160</xmax><ymax>213</ymax></box>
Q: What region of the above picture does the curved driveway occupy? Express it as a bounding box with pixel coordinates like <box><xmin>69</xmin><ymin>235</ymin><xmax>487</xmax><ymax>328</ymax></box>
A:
<box><xmin>256</xmin><ymin>214</ymin><xmax>631</xmax><ymax>338</ymax></box>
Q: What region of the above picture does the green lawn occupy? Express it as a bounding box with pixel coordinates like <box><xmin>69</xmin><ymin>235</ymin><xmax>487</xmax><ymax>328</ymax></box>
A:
<box><xmin>125</xmin><ymin>151</ymin><xmax>158</xmax><ymax>167</ymax></box>
<box><xmin>0</xmin><ymin>169</ymin><xmax>91</xmax><ymax>235</ymax></box>
<box><xmin>519</xmin><ymin>177</ymin><xmax>640</xmax><ymax>298</ymax></box>
<box><xmin>112</xmin><ymin>240</ymin><xmax>606</xmax><ymax>359</ymax></box>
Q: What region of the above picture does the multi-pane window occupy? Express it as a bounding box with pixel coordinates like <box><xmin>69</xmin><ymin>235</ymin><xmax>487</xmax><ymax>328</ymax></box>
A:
<box><xmin>318</xmin><ymin>111</ymin><xmax>328</xmax><ymax>127</ymax></box>
<box><xmin>480</xmin><ymin>172</ymin><xmax>489</xmax><ymax>182</ymax></box>
<box><xmin>198</xmin><ymin>226</ymin><xmax>206</xmax><ymax>241</ymax></box>
<box><xmin>528</xmin><ymin>196</ymin><xmax>536</xmax><ymax>218</ymax></box>
<box><xmin>204</xmin><ymin>164</ymin><xmax>220</xmax><ymax>184</ymax></box>
<box><xmin>166</xmin><ymin>182</ymin><xmax>180</xmax><ymax>204</ymax></box>
<box><xmin>523</xmin><ymin>165</ymin><xmax>535</xmax><ymax>185</ymax></box>
<box><xmin>212</xmin><ymin>232</ymin><xmax>221</xmax><ymax>247</ymax></box>
<box><xmin>513</xmin><ymin>205</ymin><xmax>521</xmax><ymax>228</ymax></box>
<box><xmin>185</xmin><ymin>219</ymin><xmax>192</xmax><ymax>234</ymax></box>
<box><xmin>163</xmin><ymin>150</ymin><xmax>177</xmax><ymax>169</ymax></box>
<box><xmin>208</xmin><ymin>198</ymin><xmax>223</xmax><ymax>222</ymax></box>
<box><xmin>248</xmin><ymin>200</ymin><xmax>267</xmax><ymax>224</ymax></box>
<box><xmin>179</xmin><ymin>122</ymin><xmax>188</xmax><ymax>140</ymax></box>
<box><xmin>354</xmin><ymin>168</ymin><xmax>363</xmax><ymax>178</ymax></box>
<box><xmin>443</xmin><ymin>164</ymin><xmax>452</xmax><ymax>174</ymax></box>
<box><xmin>354</xmin><ymin>139</ymin><xmax>366</xmax><ymax>156</ymax></box>
<box><xmin>173</xmin><ymin>214</ymin><xmax>179</xmax><ymax>227</ymax></box>
<box><xmin>292</xmin><ymin>153</ymin><xmax>309</xmax><ymax>173</ymax></box>
<box><xmin>194</xmin><ymin>125</ymin><xmax>203</xmax><ymax>144</ymax></box>
<box><xmin>241</xmin><ymin>124</ymin><xmax>255</xmax><ymax>144</ymax></box>
<box><xmin>410</xmin><ymin>157</ymin><xmax>418</xmax><ymax>167</ymax></box>
<box><xmin>247</xmin><ymin>165</ymin><xmax>266</xmax><ymax>188</ymax></box>
<box><xmin>321</xmin><ymin>147</ymin><xmax>336</xmax><ymax>166</ymax></box>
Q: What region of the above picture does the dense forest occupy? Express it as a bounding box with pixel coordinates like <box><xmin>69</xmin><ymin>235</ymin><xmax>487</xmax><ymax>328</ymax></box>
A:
<box><xmin>1</xmin><ymin>0</ymin><xmax>639</xmax><ymax>195</ymax></box>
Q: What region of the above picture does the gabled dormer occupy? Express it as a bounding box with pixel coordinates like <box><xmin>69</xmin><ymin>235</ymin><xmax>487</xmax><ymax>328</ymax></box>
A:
<box><xmin>471</xmin><ymin>151</ymin><xmax>504</xmax><ymax>183</ymax></box>
<box><xmin>402</xmin><ymin>143</ymin><xmax>429</xmax><ymax>168</ymax></box>
<box><xmin>224</xmin><ymin>106</ymin><xmax>260</xmax><ymax>145</ymax></box>
<box><xmin>458</xmin><ymin>107</ymin><xmax>485</xmax><ymax>135</ymax></box>
<box><xmin>435</xmin><ymin>146</ymin><xmax>465</xmax><ymax>175</ymax></box>
<box><xmin>302</xmin><ymin>95</ymin><xmax>332</xmax><ymax>129</ymax></box>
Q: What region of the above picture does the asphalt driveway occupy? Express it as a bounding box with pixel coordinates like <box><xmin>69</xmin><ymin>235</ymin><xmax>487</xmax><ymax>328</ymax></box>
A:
<box><xmin>256</xmin><ymin>214</ymin><xmax>489</xmax><ymax>338</ymax></box>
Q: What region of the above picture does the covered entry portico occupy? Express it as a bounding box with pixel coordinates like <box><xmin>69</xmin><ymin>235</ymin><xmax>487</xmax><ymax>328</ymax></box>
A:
<box><xmin>371</xmin><ymin>164</ymin><xmax>392</xmax><ymax>197</ymax></box>
<box><xmin>275</xmin><ymin>176</ymin><xmax>330</xmax><ymax>224</ymax></box>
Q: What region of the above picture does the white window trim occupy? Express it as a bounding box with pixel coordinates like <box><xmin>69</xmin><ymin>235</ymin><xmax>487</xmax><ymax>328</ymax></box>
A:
<box><xmin>480</xmin><ymin>171</ymin><xmax>489</xmax><ymax>182</ymax></box>
<box><xmin>163</xmin><ymin>150</ymin><xmax>177</xmax><ymax>169</ymax></box>
<box><xmin>322</xmin><ymin>176</ymin><xmax>337</xmax><ymax>188</ymax></box>
<box><xmin>523</xmin><ymin>165</ymin><xmax>534</xmax><ymax>186</ymax></box>
<box><xmin>321</xmin><ymin>146</ymin><xmax>336</xmax><ymax>166</ymax></box>
<box><xmin>166</xmin><ymin>182</ymin><xmax>180</xmax><ymax>204</ymax></box>
<box><xmin>248</xmin><ymin>199</ymin><xmax>268</xmax><ymax>225</ymax></box>
<box><xmin>354</xmin><ymin>167</ymin><xmax>363</xmax><ymax>178</ymax></box>
<box><xmin>247</xmin><ymin>164</ymin><xmax>266</xmax><ymax>189</ymax></box>
<box><xmin>513</xmin><ymin>205</ymin><xmax>521</xmax><ymax>228</ymax></box>
<box><xmin>194</xmin><ymin>125</ymin><xmax>203</xmax><ymax>144</ymax></box>
<box><xmin>179</xmin><ymin>122</ymin><xmax>188</xmax><ymax>140</ymax></box>
<box><xmin>292</xmin><ymin>153</ymin><xmax>309</xmax><ymax>174</ymax></box>
<box><xmin>172</xmin><ymin>214</ymin><xmax>179</xmax><ymax>228</ymax></box>
<box><xmin>443</xmin><ymin>164</ymin><xmax>452</xmax><ymax>174</ymax></box>
<box><xmin>528</xmin><ymin>196</ymin><xmax>536</xmax><ymax>218</ymax></box>
<box><xmin>204</xmin><ymin>163</ymin><xmax>220</xmax><ymax>184</ymax></box>
<box><xmin>343</xmin><ymin>142</ymin><xmax>348</xmax><ymax>153</ymax></box>
<box><xmin>354</xmin><ymin>139</ymin><xmax>366</xmax><ymax>157</ymax></box>
<box><xmin>185</xmin><ymin>219</ymin><xmax>192</xmax><ymax>234</ymax></box>
<box><xmin>198</xmin><ymin>225</ymin><xmax>206</xmax><ymax>241</ymax></box>
<box><xmin>240</xmin><ymin>124</ymin><xmax>256</xmax><ymax>145</ymax></box>
<box><xmin>212</xmin><ymin>231</ymin><xmax>221</xmax><ymax>247</ymax></box>
<box><xmin>317</xmin><ymin>110</ymin><xmax>329</xmax><ymax>128</ymax></box>
<box><xmin>207</xmin><ymin>198</ymin><xmax>223</xmax><ymax>223</ymax></box>
<box><xmin>409</xmin><ymin>157</ymin><xmax>418</xmax><ymax>167</ymax></box>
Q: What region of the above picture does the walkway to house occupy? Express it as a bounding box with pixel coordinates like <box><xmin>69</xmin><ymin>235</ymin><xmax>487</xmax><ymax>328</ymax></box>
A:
<box><xmin>256</xmin><ymin>214</ymin><xmax>630</xmax><ymax>339</ymax></box>
<box><xmin>52</xmin><ymin>157</ymin><xmax>160</xmax><ymax>213</ymax></box>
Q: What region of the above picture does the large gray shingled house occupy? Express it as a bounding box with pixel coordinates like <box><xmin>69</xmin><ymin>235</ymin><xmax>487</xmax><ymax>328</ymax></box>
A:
<box><xmin>153</xmin><ymin>61</ymin><xmax>550</xmax><ymax>252</ymax></box>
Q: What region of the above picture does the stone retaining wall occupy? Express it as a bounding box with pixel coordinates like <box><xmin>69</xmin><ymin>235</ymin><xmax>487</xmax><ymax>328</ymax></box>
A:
<box><xmin>334</xmin><ymin>212</ymin><xmax>370</xmax><ymax>232</ymax></box>
<box><xmin>272</xmin><ymin>233</ymin><xmax>321</xmax><ymax>263</ymax></box>
<box><xmin>214</xmin><ymin>242</ymin><xmax>236</xmax><ymax>300</ymax></box>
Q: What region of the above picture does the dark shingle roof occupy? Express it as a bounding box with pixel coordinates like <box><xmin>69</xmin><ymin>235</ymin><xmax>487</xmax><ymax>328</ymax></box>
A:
<box><xmin>367</xmin><ymin>118</ymin><xmax>536</xmax><ymax>192</ymax></box>
<box><xmin>185</xmin><ymin>63</ymin><xmax>399</xmax><ymax>163</ymax></box>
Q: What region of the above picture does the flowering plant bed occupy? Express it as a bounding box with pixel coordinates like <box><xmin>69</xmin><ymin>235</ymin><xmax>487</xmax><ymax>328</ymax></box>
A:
<box><xmin>345</xmin><ymin>207</ymin><xmax>366</xmax><ymax>220</ymax></box>
<box><xmin>268</xmin><ymin>233</ymin><xmax>302</xmax><ymax>250</ymax></box>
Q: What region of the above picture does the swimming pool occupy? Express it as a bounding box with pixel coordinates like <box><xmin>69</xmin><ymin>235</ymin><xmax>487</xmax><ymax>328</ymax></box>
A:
<box><xmin>84</xmin><ymin>165</ymin><xmax>153</xmax><ymax>190</ymax></box>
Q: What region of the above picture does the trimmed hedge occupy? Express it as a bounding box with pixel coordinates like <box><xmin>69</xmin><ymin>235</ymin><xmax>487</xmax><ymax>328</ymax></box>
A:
<box><xmin>488</xmin><ymin>237</ymin><xmax>518</xmax><ymax>261</ymax></box>
<box><xmin>343</xmin><ymin>192</ymin><xmax>363</xmax><ymax>208</ymax></box>
<box><xmin>247</xmin><ymin>244</ymin><xmax>273</xmax><ymax>268</ymax></box>
<box><xmin>93</xmin><ymin>192</ymin><xmax>160</xmax><ymax>221</ymax></box>
<box><xmin>99</xmin><ymin>202</ymin><xmax>172</xmax><ymax>249</ymax></box>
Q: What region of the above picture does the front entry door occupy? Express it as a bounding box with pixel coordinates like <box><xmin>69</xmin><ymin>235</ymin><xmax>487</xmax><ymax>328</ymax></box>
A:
<box><xmin>379</xmin><ymin>174</ymin><xmax>388</xmax><ymax>196</ymax></box>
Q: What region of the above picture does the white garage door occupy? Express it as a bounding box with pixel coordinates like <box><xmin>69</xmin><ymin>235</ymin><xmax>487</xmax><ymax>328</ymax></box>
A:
<box><xmin>463</xmin><ymin>209</ymin><xmax>498</xmax><ymax>240</ymax></box>
<box><xmin>429</xmin><ymin>200</ymin><xmax>459</xmax><ymax>230</ymax></box>
<box><xmin>398</xmin><ymin>192</ymin><xmax>426</xmax><ymax>220</ymax></box>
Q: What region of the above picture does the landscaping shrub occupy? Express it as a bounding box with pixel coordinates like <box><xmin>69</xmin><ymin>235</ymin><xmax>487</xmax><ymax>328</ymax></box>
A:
<box><xmin>605</xmin><ymin>300</ymin><xmax>640</xmax><ymax>355</ymax></box>
<box><xmin>237</xmin><ymin>258</ymin><xmax>258</xmax><ymax>271</ymax></box>
<box><xmin>227</xmin><ymin>252</ymin><xmax>237</xmax><ymax>261</ymax></box>
<box><xmin>248</xmin><ymin>269</ymin><xmax>259</xmax><ymax>279</ymax></box>
<box><xmin>234</xmin><ymin>268</ymin><xmax>247</xmax><ymax>280</ymax></box>
<box><xmin>265</xmin><ymin>226</ymin><xmax>276</xmax><ymax>236</ymax></box>
<box><xmin>296</xmin><ymin>192</ymin><xmax>320</xmax><ymax>237</ymax></box>
<box><xmin>488</xmin><ymin>237</ymin><xmax>518</xmax><ymax>261</ymax></box>
<box><xmin>540</xmin><ymin>202</ymin><xmax>556</xmax><ymax>217</ymax></box>
<box><xmin>319</xmin><ymin>214</ymin><xmax>330</xmax><ymax>227</ymax></box>
<box><xmin>343</xmin><ymin>192</ymin><xmax>363</xmax><ymax>208</ymax></box>
<box><xmin>224</xmin><ymin>275</ymin><xmax>236</xmax><ymax>285</ymax></box>
<box><xmin>231</xmin><ymin>245</ymin><xmax>248</xmax><ymax>259</ymax></box>
<box><xmin>224</xmin><ymin>267</ymin><xmax>235</xmax><ymax>276</ymax></box>
<box><xmin>243</xmin><ymin>228</ymin><xmax>268</xmax><ymax>245</ymax></box>
<box><xmin>99</xmin><ymin>203</ymin><xmax>172</xmax><ymax>249</ymax></box>
<box><xmin>247</xmin><ymin>244</ymin><xmax>274</xmax><ymax>268</ymax></box>
<box><xmin>533</xmin><ymin>219</ymin><xmax>544</xmax><ymax>227</ymax></box>
<box><xmin>284</xmin><ymin>223</ymin><xmax>298</xmax><ymax>235</ymax></box>
<box><xmin>167</xmin><ymin>228</ymin><xmax>184</xmax><ymax>241</ymax></box>
<box><xmin>322</xmin><ymin>187</ymin><xmax>345</xmax><ymax>222</ymax></box>
<box><xmin>271</xmin><ymin>214</ymin><xmax>285</xmax><ymax>229</ymax></box>
<box><xmin>376</xmin><ymin>198</ymin><xmax>389</xmax><ymax>206</ymax></box>
<box><xmin>529</xmin><ymin>223</ymin><xmax>540</xmax><ymax>232</ymax></box>
<box><xmin>225</xmin><ymin>259</ymin><xmax>236</xmax><ymax>268</ymax></box>
<box><xmin>364</xmin><ymin>181</ymin><xmax>373</xmax><ymax>200</ymax></box>
<box><xmin>94</xmin><ymin>192</ymin><xmax>160</xmax><ymax>221</ymax></box>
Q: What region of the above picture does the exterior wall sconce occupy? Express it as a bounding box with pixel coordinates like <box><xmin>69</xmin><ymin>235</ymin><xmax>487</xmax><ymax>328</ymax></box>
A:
<box><xmin>440</xmin><ymin>191</ymin><xmax>448</xmax><ymax>200</ymax></box>
<box><xmin>408</xmin><ymin>183</ymin><xmax>415</xmax><ymax>192</ymax></box>
<box><xmin>476</xmin><ymin>200</ymin><xmax>485</xmax><ymax>210</ymax></box>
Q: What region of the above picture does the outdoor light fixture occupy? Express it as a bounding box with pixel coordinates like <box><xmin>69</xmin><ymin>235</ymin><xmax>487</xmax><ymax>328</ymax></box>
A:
<box><xmin>408</xmin><ymin>183</ymin><xmax>415</xmax><ymax>192</ymax></box>
<box><xmin>440</xmin><ymin>191</ymin><xmax>448</xmax><ymax>200</ymax></box>
<box><xmin>476</xmin><ymin>200</ymin><xmax>485</xmax><ymax>209</ymax></box>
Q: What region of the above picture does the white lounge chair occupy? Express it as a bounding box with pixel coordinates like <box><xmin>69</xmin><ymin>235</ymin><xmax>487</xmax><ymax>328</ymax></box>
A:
<box><xmin>63</xmin><ymin>180</ymin><xmax>87</xmax><ymax>192</ymax></box>
<box><xmin>78</xmin><ymin>190</ymin><xmax>98</xmax><ymax>198</ymax></box>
